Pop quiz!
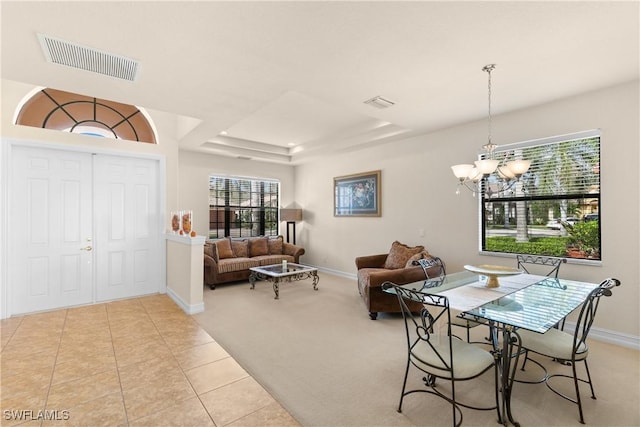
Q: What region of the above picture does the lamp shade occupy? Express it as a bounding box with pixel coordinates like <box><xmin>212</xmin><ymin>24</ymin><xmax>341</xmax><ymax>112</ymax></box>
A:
<box><xmin>474</xmin><ymin>159</ymin><xmax>500</xmax><ymax>175</ymax></box>
<box><xmin>497</xmin><ymin>165</ymin><xmax>516</xmax><ymax>180</ymax></box>
<box><xmin>451</xmin><ymin>164</ymin><xmax>474</xmax><ymax>180</ymax></box>
<box><xmin>280</xmin><ymin>208</ymin><xmax>302</xmax><ymax>222</ymax></box>
<box><xmin>506</xmin><ymin>159</ymin><xmax>531</xmax><ymax>176</ymax></box>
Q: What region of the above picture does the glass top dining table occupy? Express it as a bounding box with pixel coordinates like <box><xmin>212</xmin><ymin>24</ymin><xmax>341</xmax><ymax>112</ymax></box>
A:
<box><xmin>384</xmin><ymin>270</ymin><xmax>601</xmax><ymax>426</ymax></box>
<box><xmin>388</xmin><ymin>270</ymin><xmax>600</xmax><ymax>334</ymax></box>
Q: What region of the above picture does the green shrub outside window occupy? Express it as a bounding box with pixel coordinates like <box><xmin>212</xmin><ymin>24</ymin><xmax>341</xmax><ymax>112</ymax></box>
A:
<box><xmin>481</xmin><ymin>130</ymin><xmax>601</xmax><ymax>261</ymax></box>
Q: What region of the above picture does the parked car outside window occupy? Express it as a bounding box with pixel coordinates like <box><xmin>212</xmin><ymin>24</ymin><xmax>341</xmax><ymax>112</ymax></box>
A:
<box><xmin>546</xmin><ymin>219</ymin><xmax>562</xmax><ymax>230</ymax></box>
<box><xmin>584</xmin><ymin>213</ymin><xmax>599</xmax><ymax>222</ymax></box>
<box><xmin>546</xmin><ymin>217</ymin><xmax>580</xmax><ymax>230</ymax></box>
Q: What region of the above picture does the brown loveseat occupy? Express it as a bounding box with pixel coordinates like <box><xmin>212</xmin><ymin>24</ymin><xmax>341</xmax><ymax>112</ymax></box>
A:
<box><xmin>355</xmin><ymin>241</ymin><xmax>443</xmax><ymax>320</ymax></box>
<box><xmin>204</xmin><ymin>235</ymin><xmax>305</xmax><ymax>289</ymax></box>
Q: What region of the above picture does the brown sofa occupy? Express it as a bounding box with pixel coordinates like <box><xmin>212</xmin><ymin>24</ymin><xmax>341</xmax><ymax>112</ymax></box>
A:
<box><xmin>355</xmin><ymin>241</ymin><xmax>443</xmax><ymax>320</ymax></box>
<box><xmin>204</xmin><ymin>235</ymin><xmax>305</xmax><ymax>289</ymax></box>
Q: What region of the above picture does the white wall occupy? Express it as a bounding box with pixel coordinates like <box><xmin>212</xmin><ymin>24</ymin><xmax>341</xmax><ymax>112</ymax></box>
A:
<box><xmin>294</xmin><ymin>80</ymin><xmax>640</xmax><ymax>338</ymax></box>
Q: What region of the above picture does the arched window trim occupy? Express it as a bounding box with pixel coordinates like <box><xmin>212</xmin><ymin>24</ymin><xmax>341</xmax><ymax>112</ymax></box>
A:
<box><xmin>14</xmin><ymin>87</ymin><xmax>157</xmax><ymax>144</ymax></box>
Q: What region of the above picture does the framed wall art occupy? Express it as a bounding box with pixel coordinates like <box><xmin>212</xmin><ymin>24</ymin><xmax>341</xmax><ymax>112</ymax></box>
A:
<box><xmin>334</xmin><ymin>170</ymin><xmax>381</xmax><ymax>217</ymax></box>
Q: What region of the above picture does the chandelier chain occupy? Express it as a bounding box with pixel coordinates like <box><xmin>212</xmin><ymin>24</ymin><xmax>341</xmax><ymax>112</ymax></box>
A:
<box><xmin>483</xmin><ymin>64</ymin><xmax>496</xmax><ymax>155</ymax></box>
<box><xmin>451</xmin><ymin>63</ymin><xmax>530</xmax><ymax>197</ymax></box>
<box><xmin>488</xmin><ymin>66</ymin><xmax>492</xmax><ymax>145</ymax></box>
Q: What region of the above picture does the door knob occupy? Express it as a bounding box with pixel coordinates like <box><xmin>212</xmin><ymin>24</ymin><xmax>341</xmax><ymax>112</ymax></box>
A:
<box><xmin>80</xmin><ymin>246</ymin><xmax>93</xmax><ymax>251</ymax></box>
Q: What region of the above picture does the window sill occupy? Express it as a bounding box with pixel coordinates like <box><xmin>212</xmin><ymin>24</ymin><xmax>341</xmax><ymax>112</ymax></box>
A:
<box><xmin>479</xmin><ymin>251</ymin><xmax>602</xmax><ymax>267</ymax></box>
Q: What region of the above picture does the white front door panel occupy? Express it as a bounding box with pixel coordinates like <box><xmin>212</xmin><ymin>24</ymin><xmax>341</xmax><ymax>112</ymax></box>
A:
<box><xmin>94</xmin><ymin>155</ymin><xmax>161</xmax><ymax>301</ymax></box>
<box><xmin>8</xmin><ymin>146</ymin><xmax>162</xmax><ymax>315</ymax></box>
<box><xmin>10</xmin><ymin>147</ymin><xmax>93</xmax><ymax>314</ymax></box>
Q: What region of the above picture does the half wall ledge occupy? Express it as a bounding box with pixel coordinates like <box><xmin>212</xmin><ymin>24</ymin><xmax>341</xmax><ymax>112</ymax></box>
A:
<box><xmin>166</xmin><ymin>233</ymin><xmax>206</xmax><ymax>314</ymax></box>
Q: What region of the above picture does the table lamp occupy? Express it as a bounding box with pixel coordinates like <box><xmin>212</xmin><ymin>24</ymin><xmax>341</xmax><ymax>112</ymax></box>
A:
<box><xmin>280</xmin><ymin>208</ymin><xmax>303</xmax><ymax>244</ymax></box>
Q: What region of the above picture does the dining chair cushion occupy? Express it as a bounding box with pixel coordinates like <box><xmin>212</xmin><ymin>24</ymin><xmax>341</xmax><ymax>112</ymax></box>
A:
<box><xmin>517</xmin><ymin>328</ymin><xmax>588</xmax><ymax>361</ymax></box>
<box><xmin>410</xmin><ymin>338</ymin><xmax>495</xmax><ymax>380</ymax></box>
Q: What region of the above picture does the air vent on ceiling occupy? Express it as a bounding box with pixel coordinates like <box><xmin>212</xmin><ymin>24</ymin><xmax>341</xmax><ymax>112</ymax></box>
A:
<box><xmin>37</xmin><ymin>33</ymin><xmax>140</xmax><ymax>81</ymax></box>
<box><xmin>364</xmin><ymin>95</ymin><xmax>395</xmax><ymax>109</ymax></box>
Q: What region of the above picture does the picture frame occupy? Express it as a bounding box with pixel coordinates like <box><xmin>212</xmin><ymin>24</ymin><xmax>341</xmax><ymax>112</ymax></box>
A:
<box><xmin>334</xmin><ymin>170</ymin><xmax>381</xmax><ymax>217</ymax></box>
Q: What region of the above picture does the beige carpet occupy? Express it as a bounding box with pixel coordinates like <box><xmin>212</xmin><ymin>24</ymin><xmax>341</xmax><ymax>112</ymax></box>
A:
<box><xmin>193</xmin><ymin>272</ymin><xmax>640</xmax><ymax>427</ymax></box>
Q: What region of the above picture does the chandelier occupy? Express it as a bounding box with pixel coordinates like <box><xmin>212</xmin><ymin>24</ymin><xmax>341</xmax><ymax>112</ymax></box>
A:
<box><xmin>451</xmin><ymin>64</ymin><xmax>531</xmax><ymax>196</ymax></box>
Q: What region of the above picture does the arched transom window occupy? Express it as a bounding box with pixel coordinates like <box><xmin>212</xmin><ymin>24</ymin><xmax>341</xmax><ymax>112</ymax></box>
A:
<box><xmin>15</xmin><ymin>88</ymin><xmax>157</xmax><ymax>144</ymax></box>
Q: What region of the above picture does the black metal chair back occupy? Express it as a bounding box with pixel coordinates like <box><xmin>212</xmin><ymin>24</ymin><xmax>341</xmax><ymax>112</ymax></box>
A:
<box><xmin>415</xmin><ymin>256</ymin><xmax>446</xmax><ymax>279</ymax></box>
<box><xmin>517</xmin><ymin>255</ymin><xmax>568</xmax><ymax>330</ymax></box>
<box><xmin>391</xmin><ymin>284</ymin><xmax>452</xmax><ymax>368</ymax></box>
<box><xmin>382</xmin><ymin>282</ymin><xmax>499</xmax><ymax>427</ymax></box>
<box><xmin>572</xmin><ymin>278</ymin><xmax>620</xmax><ymax>360</ymax></box>
<box><xmin>516</xmin><ymin>254</ymin><xmax>566</xmax><ymax>278</ymax></box>
<box><xmin>516</xmin><ymin>254</ymin><xmax>566</xmax><ymax>277</ymax></box>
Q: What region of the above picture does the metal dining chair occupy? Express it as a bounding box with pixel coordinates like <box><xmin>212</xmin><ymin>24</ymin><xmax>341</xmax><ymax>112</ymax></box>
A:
<box><xmin>516</xmin><ymin>254</ymin><xmax>567</xmax><ymax>330</ymax></box>
<box><xmin>516</xmin><ymin>254</ymin><xmax>566</xmax><ymax>278</ymax></box>
<box><xmin>382</xmin><ymin>282</ymin><xmax>500</xmax><ymax>427</ymax></box>
<box><xmin>416</xmin><ymin>257</ymin><xmax>487</xmax><ymax>344</ymax></box>
<box><xmin>514</xmin><ymin>278</ymin><xmax>621</xmax><ymax>424</ymax></box>
<box><xmin>415</xmin><ymin>256</ymin><xmax>446</xmax><ymax>279</ymax></box>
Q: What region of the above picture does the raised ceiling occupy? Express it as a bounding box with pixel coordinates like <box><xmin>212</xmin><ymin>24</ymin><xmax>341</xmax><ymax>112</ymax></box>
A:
<box><xmin>1</xmin><ymin>1</ymin><xmax>638</xmax><ymax>164</ymax></box>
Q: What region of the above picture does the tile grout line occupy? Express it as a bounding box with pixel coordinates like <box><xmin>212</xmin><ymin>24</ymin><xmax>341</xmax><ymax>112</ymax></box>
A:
<box><xmin>106</xmin><ymin>301</ymin><xmax>132</xmax><ymax>427</ymax></box>
<box><xmin>40</xmin><ymin>309</ymin><xmax>68</xmax><ymax>427</ymax></box>
<box><xmin>180</xmin><ymin>316</ymin><xmax>283</xmax><ymax>426</ymax></box>
<box><xmin>140</xmin><ymin>297</ymin><xmax>219</xmax><ymax>426</ymax></box>
<box><xmin>0</xmin><ymin>316</ymin><xmax>25</xmax><ymax>354</ymax></box>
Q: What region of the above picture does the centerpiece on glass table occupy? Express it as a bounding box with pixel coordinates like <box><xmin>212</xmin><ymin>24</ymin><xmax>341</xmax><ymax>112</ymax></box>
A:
<box><xmin>463</xmin><ymin>264</ymin><xmax>523</xmax><ymax>288</ymax></box>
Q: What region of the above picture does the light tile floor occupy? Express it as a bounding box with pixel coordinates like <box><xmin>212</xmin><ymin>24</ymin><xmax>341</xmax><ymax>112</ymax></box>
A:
<box><xmin>0</xmin><ymin>295</ymin><xmax>300</xmax><ymax>427</ymax></box>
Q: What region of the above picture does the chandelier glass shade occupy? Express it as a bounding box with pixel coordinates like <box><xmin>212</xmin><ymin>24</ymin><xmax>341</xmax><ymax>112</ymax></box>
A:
<box><xmin>452</xmin><ymin>64</ymin><xmax>531</xmax><ymax>195</ymax></box>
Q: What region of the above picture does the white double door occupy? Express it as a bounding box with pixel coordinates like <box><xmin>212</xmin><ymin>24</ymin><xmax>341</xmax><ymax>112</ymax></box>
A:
<box><xmin>10</xmin><ymin>146</ymin><xmax>162</xmax><ymax>315</ymax></box>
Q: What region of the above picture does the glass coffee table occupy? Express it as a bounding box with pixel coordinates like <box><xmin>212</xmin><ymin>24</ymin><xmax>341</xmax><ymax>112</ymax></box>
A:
<box><xmin>249</xmin><ymin>263</ymin><xmax>319</xmax><ymax>299</ymax></box>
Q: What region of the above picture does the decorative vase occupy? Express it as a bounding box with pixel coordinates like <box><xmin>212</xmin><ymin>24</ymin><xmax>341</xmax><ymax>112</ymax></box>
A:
<box><xmin>182</xmin><ymin>210</ymin><xmax>192</xmax><ymax>234</ymax></box>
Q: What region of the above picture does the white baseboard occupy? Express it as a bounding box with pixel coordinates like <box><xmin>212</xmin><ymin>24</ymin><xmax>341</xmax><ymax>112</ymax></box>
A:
<box><xmin>563</xmin><ymin>321</ymin><xmax>639</xmax><ymax>350</ymax></box>
<box><xmin>166</xmin><ymin>288</ymin><xmax>204</xmax><ymax>315</ymax></box>
<box><xmin>316</xmin><ymin>266</ymin><xmax>357</xmax><ymax>280</ymax></box>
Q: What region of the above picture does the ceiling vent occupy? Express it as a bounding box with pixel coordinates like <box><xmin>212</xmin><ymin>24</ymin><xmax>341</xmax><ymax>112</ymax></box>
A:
<box><xmin>37</xmin><ymin>33</ymin><xmax>140</xmax><ymax>81</ymax></box>
<box><xmin>364</xmin><ymin>95</ymin><xmax>395</xmax><ymax>109</ymax></box>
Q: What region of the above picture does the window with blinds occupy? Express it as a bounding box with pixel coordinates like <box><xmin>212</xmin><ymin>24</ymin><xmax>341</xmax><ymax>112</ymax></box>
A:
<box><xmin>209</xmin><ymin>176</ymin><xmax>279</xmax><ymax>238</ymax></box>
<box><xmin>482</xmin><ymin>130</ymin><xmax>601</xmax><ymax>261</ymax></box>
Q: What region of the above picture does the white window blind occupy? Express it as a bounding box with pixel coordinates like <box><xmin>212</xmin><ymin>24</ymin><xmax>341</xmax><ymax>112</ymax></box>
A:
<box><xmin>209</xmin><ymin>176</ymin><xmax>279</xmax><ymax>238</ymax></box>
<box><xmin>484</xmin><ymin>130</ymin><xmax>600</xmax><ymax>200</ymax></box>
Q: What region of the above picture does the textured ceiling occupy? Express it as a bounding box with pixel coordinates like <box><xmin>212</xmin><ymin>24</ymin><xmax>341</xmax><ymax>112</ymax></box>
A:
<box><xmin>2</xmin><ymin>1</ymin><xmax>638</xmax><ymax>164</ymax></box>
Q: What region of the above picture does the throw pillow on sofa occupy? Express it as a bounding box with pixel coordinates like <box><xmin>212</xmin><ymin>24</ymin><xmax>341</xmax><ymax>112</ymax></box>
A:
<box><xmin>383</xmin><ymin>241</ymin><xmax>425</xmax><ymax>269</ymax></box>
<box><xmin>231</xmin><ymin>239</ymin><xmax>248</xmax><ymax>257</ymax></box>
<box><xmin>204</xmin><ymin>242</ymin><xmax>216</xmax><ymax>260</ymax></box>
<box><xmin>268</xmin><ymin>236</ymin><xmax>283</xmax><ymax>254</ymax></box>
<box><xmin>215</xmin><ymin>238</ymin><xmax>235</xmax><ymax>259</ymax></box>
<box><xmin>249</xmin><ymin>237</ymin><xmax>269</xmax><ymax>256</ymax></box>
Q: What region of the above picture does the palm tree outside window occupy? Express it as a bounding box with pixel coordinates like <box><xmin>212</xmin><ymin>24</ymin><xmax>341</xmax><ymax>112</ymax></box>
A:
<box><xmin>482</xmin><ymin>130</ymin><xmax>601</xmax><ymax>261</ymax></box>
